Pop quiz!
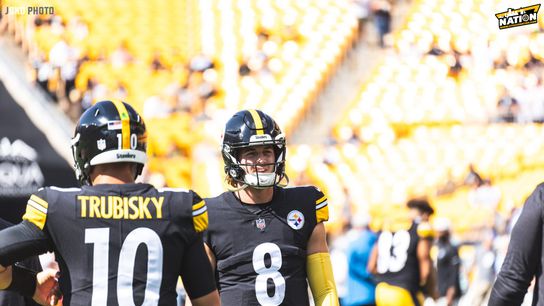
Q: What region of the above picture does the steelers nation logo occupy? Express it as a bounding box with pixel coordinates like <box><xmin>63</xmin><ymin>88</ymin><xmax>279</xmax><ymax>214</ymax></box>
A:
<box><xmin>287</xmin><ymin>210</ymin><xmax>305</xmax><ymax>230</ymax></box>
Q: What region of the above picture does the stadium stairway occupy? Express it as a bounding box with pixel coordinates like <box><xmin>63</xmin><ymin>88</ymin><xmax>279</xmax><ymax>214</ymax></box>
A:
<box><xmin>291</xmin><ymin>0</ymin><xmax>411</xmax><ymax>145</ymax></box>
<box><xmin>0</xmin><ymin>36</ymin><xmax>73</xmax><ymax>164</ymax></box>
<box><xmin>290</xmin><ymin>39</ymin><xmax>383</xmax><ymax>145</ymax></box>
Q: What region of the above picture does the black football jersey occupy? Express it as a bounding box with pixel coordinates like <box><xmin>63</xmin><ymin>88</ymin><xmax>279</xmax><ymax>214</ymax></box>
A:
<box><xmin>21</xmin><ymin>183</ymin><xmax>209</xmax><ymax>306</ymax></box>
<box><xmin>375</xmin><ymin>221</ymin><xmax>422</xmax><ymax>293</ymax></box>
<box><xmin>204</xmin><ymin>186</ymin><xmax>329</xmax><ymax>306</ymax></box>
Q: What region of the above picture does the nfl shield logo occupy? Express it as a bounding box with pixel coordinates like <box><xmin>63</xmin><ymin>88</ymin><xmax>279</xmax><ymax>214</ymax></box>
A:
<box><xmin>255</xmin><ymin>218</ymin><xmax>266</xmax><ymax>231</ymax></box>
<box><xmin>97</xmin><ymin>139</ymin><xmax>106</xmax><ymax>151</ymax></box>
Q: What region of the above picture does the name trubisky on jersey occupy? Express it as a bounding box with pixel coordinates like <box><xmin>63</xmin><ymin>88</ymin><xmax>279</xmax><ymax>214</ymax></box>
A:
<box><xmin>77</xmin><ymin>195</ymin><xmax>165</xmax><ymax>219</ymax></box>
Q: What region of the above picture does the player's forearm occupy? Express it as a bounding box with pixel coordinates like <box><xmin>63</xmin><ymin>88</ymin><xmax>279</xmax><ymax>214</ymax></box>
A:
<box><xmin>0</xmin><ymin>221</ymin><xmax>51</xmax><ymax>267</ymax></box>
<box><xmin>419</xmin><ymin>258</ymin><xmax>431</xmax><ymax>286</ymax></box>
<box><xmin>417</xmin><ymin>239</ymin><xmax>432</xmax><ymax>286</ymax></box>
<box><xmin>307</xmin><ymin>252</ymin><xmax>339</xmax><ymax>306</ymax></box>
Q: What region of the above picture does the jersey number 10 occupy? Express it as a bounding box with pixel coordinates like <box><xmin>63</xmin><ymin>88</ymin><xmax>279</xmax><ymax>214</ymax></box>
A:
<box><xmin>85</xmin><ymin>227</ymin><xmax>163</xmax><ymax>306</ymax></box>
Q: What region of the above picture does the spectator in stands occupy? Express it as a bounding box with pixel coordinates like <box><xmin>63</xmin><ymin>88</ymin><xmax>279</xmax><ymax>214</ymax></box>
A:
<box><xmin>31</xmin><ymin>53</ymin><xmax>53</xmax><ymax>99</ymax></box>
<box><xmin>371</xmin><ymin>0</ymin><xmax>391</xmax><ymax>48</ymax></box>
<box><xmin>496</xmin><ymin>87</ymin><xmax>520</xmax><ymax>123</ymax></box>
<box><xmin>112</xmin><ymin>82</ymin><xmax>128</xmax><ymax>101</ymax></box>
<box><xmin>352</xmin><ymin>0</ymin><xmax>371</xmax><ymax>42</ymax></box>
<box><xmin>143</xmin><ymin>95</ymin><xmax>173</xmax><ymax>119</ymax></box>
<box><xmin>151</xmin><ymin>52</ymin><xmax>166</xmax><ymax>72</ymax></box>
<box><xmin>468</xmin><ymin>179</ymin><xmax>501</xmax><ymax>210</ymax></box>
<box><xmin>66</xmin><ymin>16</ymin><xmax>88</xmax><ymax>42</ymax></box>
<box><xmin>464</xmin><ymin>164</ymin><xmax>483</xmax><ymax>188</ymax></box>
<box><xmin>344</xmin><ymin>213</ymin><xmax>377</xmax><ymax>306</ymax></box>
<box><xmin>110</xmin><ymin>42</ymin><xmax>133</xmax><ymax>68</ymax></box>
<box><xmin>189</xmin><ymin>54</ymin><xmax>214</xmax><ymax>73</ymax></box>
<box><xmin>434</xmin><ymin>218</ymin><xmax>461</xmax><ymax>306</ymax></box>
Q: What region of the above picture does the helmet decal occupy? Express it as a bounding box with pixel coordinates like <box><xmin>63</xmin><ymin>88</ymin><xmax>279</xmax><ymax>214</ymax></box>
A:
<box><xmin>110</xmin><ymin>99</ymin><xmax>131</xmax><ymax>149</ymax></box>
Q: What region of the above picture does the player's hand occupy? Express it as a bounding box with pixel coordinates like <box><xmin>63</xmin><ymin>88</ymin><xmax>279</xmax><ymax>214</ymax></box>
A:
<box><xmin>33</xmin><ymin>269</ymin><xmax>62</xmax><ymax>306</ymax></box>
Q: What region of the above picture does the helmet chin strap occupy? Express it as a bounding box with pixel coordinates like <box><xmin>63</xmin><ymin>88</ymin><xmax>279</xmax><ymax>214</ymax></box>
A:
<box><xmin>224</xmin><ymin>178</ymin><xmax>249</xmax><ymax>192</ymax></box>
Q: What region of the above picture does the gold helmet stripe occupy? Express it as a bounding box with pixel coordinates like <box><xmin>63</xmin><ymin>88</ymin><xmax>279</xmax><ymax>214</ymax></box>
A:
<box><xmin>248</xmin><ymin>110</ymin><xmax>264</xmax><ymax>135</ymax></box>
<box><xmin>111</xmin><ymin>100</ymin><xmax>131</xmax><ymax>149</ymax></box>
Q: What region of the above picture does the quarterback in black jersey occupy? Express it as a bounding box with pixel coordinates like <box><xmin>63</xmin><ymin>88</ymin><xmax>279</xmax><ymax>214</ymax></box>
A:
<box><xmin>0</xmin><ymin>100</ymin><xmax>219</xmax><ymax>306</ymax></box>
<box><xmin>203</xmin><ymin>109</ymin><xmax>339</xmax><ymax>306</ymax></box>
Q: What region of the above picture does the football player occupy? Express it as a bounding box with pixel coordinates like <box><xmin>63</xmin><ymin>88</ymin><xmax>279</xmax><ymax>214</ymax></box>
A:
<box><xmin>203</xmin><ymin>110</ymin><xmax>339</xmax><ymax>306</ymax></box>
<box><xmin>0</xmin><ymin>100</ymin><xmax>219</xmax><ymax>306</ymax></box>
<box><xmin>367</xmin><ymin>199</ymin><xmax>436</xmax><ymax>306</ymax></box>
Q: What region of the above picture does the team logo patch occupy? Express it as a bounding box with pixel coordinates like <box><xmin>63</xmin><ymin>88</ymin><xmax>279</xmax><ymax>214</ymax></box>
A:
<box><xmin>287</xmin><ymin>210</ymin><xmax>304</xmax><ymax>230</ymax></box>
<box><xmin>97</xmin><ymin>139</ymin><xmax>106</xmax><ymax>151</ymax></box>
<box><xmin>255</xmin><ymin>218</ymin><xmax>266</xmax><ymax>231</ymax></box>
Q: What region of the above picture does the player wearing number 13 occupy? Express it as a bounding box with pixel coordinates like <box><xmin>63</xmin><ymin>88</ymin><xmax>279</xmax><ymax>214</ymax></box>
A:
<box><xmin>367</xmin><ymin>199</ymin><xmax>435</xmax><ymax>306</ymax></box>
<box><xmin>203</xmin><ymin>110</ymin><xmax>339</xmax><ymax>306</ymax></box>
<box><xmin>0</xmin><ymin>100</ymin><xmax>220</xmax><ymax>306</ymax></box>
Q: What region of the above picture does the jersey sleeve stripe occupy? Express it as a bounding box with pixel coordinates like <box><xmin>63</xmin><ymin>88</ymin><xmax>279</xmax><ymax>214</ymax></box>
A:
<box><xmin>28</xmin><ymin>199</ymin><xmax>48</xmax><ymax>214</ymax></box>
<box><xmin>23</xmin><ymin>206</ymin><xmax>47</xmax><ymax>230</ymax></box>
<box><xmin>192</xmin><ymin>206</ymin><xmax>207</xmax><ymax>216</ymax></box>
<box><xmin>192</xmin><ymin>200</ymin><xmax>206</xmax><ymax>211</ymax></box>
<box><xmin>316</xmin><ymin>200</ymin><xmax>328</xmax><ymax>210</ymax></box>
<box><xmin>316</xmin><ymin>205</ymin><xmax>329</xmax><ymax>223</ymax></box>
<box><xmin>30</xmin><ymin>195</ymin><xmax>48</xmax><ymax>209</ymax></box>
<box><xmin>193</xmin><ymin>211</ymin><xmax>209</xmax><ymax>233</ymax></box>
<box><xmin>316</xmin><ymin>195</ymin><xmax>327</xmax><ymax>205</ymax></box>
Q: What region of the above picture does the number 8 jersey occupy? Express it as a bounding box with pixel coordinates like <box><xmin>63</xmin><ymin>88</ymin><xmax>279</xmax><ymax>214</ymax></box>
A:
<box><xmin>204</xmin><ymin>186</ymin><xmax>329</xmax><ymax>306</ymax></box>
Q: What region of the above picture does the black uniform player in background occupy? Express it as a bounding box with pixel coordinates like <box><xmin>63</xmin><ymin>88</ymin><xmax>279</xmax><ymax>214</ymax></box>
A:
<box><xmin>368</xmin><ymin>199</ymin><xmax>436</xmax><ymax>306</ymax></box>
<box><xmin>204</xmin><ymin>110</ymin><xmax>339</xmax><ymax>306</ymax></box>
<box><xmin>0</xmin><ymin>100</ymin><xmax>219</xmax><ymax>306</ymax></box>
<box><xmin>490</xmin><ymin>182</ymin><xmax>544</xmax><ymax>305</ymax></box>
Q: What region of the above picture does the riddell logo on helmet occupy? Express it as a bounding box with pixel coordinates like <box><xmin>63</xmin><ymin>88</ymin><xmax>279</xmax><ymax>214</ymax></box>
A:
<box><xmin>117</xmin><ymin>153</ymin><xmax>136</xmax><ymax>159</ymax></box>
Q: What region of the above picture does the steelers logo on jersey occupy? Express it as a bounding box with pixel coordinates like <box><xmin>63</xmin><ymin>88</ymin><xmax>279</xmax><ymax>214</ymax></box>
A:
<box><xmin>287</xmin><ymin>210</ymin><xmax>305</xmax><ymax>230</ymax></box>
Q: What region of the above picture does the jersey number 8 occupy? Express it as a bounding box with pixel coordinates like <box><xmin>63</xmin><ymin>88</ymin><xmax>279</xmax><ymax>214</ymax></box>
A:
<box><xmin>85</xmin><ymin>227</ymin><xmax>163</xmax><ymax>306</ymax></box>
<box><xmin>252</xmin><ymin>242</ymin><xmax>286</xmax><ymax>305</ymax></box>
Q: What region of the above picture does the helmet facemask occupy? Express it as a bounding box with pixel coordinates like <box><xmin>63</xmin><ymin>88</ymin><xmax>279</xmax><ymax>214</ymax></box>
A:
<box><xmin>223</xmin><ymin>134</ymin><xmax>287</xmax><ymax>189</ymax></box>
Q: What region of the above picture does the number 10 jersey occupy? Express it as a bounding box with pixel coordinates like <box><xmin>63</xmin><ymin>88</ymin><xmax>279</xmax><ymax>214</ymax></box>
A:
<box><xmin>20</xmin><ymin>183</ymin><xmax>212</xmax><ymax>306</ymax></box>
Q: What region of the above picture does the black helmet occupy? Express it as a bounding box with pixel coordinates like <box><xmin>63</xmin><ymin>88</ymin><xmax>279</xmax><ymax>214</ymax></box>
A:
<box><xmin>71</xmin><ymin>100</ymin><xmax>147</xmax><ymax>185</ymax></box>
<box><xmin>222</xmin><ymin>109</ymin><xmax>286</xmax><ymax>188</ymax></box>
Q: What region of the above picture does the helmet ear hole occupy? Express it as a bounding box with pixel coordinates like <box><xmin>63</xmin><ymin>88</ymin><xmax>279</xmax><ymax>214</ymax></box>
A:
<box><xmin>226</xmin><ymin>165</ymin><xmax>244</xmax><ymax>179</ymax></box>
